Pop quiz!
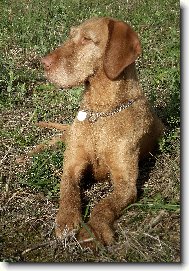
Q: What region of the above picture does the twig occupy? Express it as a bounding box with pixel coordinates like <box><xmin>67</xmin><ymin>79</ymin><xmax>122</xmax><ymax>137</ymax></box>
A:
<box><xmin>21</xmin><ymin>240</ymin><xmax>56</xmax><ymax>256</ymax></box>
<box><xmin>3</xmin><ymin>191</ymin><xmax>31</xmax><ymax>209</ymax></box>
<box><xmin>0</xmin><ymin>146</ymin><xmax>12</xmax><ymax>165</ymax></box>
<box><xmin>77</xmin><ymin>237</ymin><xmax>94</xmax><ymax>244</ymax></box>
<box><xmin>20</xmin><ymin>237</ymin><xmax>95</xmax><ymax>257</ymax></box>
<box><xmin>148</xmin><ymin>210</ymin><xmax>166</xmax><ymax>229</ymax></box>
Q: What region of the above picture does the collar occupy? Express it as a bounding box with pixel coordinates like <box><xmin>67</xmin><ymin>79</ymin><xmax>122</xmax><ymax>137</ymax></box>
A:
<box><xmin>76</xmin><ymin>99</ymin><xmax>134</xmax><ymax>123</ymax></box>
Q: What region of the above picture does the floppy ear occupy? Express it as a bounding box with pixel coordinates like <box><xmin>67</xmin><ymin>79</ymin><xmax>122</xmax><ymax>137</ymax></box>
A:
<box><xmin>103</xmin><ymin>19</ymin><xmax>141</xmax><ymax>80</ymax></box>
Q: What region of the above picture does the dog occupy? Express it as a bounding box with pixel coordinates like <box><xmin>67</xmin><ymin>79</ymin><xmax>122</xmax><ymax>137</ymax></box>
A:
<box><xmin>39</xmin><ymin>17</ymin><xmax>164</xmax><ymax>248</ymax></box>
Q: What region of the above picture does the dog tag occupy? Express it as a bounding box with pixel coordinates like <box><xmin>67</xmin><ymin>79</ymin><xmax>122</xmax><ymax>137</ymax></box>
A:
<box><xmin>77</xmin><ymin>110</ymin><xmax>87</xmax><ymax>121</ymax></box>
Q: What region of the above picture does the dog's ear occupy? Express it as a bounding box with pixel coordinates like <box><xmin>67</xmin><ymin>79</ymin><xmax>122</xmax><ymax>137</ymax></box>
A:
<box><xmin>103</xmin><ymin>19</ymin><xmax>141</xmax><ymax>80</ymax></box>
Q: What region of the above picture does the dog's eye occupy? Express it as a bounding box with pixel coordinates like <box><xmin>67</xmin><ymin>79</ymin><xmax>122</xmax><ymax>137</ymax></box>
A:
<box><xmin>81</xmin><ymin>36</ymin><xmax>93</xmax><ymax>45</ymax></box>
<box><xmin>84</xmin><ymin>37</ymin><xmax>91</xmax><ymax>41</ymax></box>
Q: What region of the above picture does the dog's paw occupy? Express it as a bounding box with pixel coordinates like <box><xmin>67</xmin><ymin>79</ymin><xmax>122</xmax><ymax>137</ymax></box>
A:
<box><xmin>55</xmin><ymin>210</ymin><xmax>81</xmax><ymax>239</ymax></box>
<box><xmin>77</xmin><ymin>222</ymin><xmax>114</xmax><ymax>250</ymax></box>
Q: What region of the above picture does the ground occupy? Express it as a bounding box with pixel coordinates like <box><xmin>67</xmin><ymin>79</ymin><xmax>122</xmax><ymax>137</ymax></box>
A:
<box><xmin>0</xmin><ymin>0</ymin><xmax>180</xmax><ymax>263</ymax></box>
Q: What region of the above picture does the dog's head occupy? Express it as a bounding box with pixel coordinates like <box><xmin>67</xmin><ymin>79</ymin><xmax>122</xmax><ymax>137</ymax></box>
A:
<box><xmin>41</xmin><ymin>17</ymin><xmax>141</xmax><ymax>88</ymax></box>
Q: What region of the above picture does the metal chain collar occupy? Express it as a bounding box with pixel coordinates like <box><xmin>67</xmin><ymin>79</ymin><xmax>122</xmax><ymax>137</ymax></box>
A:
<box><xmin>77</xmin><ymin>99</ymin><xmax>134</xmax><ymax>123</ymax></box>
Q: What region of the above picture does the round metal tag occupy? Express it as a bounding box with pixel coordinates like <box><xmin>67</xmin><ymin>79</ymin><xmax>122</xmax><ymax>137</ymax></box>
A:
<box><xmin>77</xmin><ymin>111</ymin><xmax>87</xmax><ymax>121</ymax></box>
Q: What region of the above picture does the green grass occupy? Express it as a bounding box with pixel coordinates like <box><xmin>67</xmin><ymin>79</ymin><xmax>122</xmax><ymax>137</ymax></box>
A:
<box><xmin>0</xmin><ymin>0</ymin><xmax>180</xmax><ymax>263</ymax></box>
<box><xmin>19</xmin><ymin>143</ymin><xmax>65</xmax><ymax>198</ymax></box>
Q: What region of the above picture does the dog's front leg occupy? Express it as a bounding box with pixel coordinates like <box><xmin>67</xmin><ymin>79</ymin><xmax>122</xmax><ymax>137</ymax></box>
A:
<box><xmin>78</xmin><ymin>151</ymin><xmax>139</xmax><ymax>247</ymax></box>
<box><xmin>55</xmin><ymin>155</ymin><xmax>88</xmax><ymax>238</ymax></box>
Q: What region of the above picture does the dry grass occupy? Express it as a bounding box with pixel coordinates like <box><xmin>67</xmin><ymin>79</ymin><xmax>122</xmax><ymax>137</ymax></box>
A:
<box><xmin>0</xmin><ymin>105</ymin><xmax>180</xmax><ymax>262</ymax></box>
<box><xmin>0</xmin><ymin>0</ymin><xmax>180</xmax><ymax>263</ymax></box>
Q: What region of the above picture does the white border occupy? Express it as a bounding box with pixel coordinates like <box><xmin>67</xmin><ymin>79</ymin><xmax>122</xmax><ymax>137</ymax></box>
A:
<box><xmin>1</xmin><ymin>2</ymin><xmax>187</xmax><ymax>271</ymax></box>
<box><xmin>180</xmin><ymin>0</ymin><xmax>189</xmax><ymax>8</ymax></box>
<box><xmin>0</xmin><ymin>264</ymin><xmax>187</xmax><ymax>271</ymax></box>
<box><xmin>0</xmin><ymin>263</ymin><xmax>187</xmax><ymax>271</ymax></box>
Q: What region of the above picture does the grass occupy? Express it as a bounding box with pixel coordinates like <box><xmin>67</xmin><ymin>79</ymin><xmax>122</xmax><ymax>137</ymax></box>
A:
<box><xmin>0</xmin><ymin>0</ymin><xmax>180</xmax><ymax>263</ymax></box>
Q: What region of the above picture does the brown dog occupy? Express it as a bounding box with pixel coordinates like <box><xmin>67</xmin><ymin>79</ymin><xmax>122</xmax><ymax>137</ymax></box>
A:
<box><xmin>41</xmin><ymin>17</ymin><xmax>164</xmax><ymax>247</ymax></box>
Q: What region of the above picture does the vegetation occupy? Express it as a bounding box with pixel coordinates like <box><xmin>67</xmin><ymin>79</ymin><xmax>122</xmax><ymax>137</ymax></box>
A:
<box><xmin>0</xmin><ymin>0</ymin><xmax>180</xmax><ymax>262</ymax></box>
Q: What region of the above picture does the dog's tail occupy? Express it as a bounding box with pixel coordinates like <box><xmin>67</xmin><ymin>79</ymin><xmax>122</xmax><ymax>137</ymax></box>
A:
<box><xmin>36</xmin><ymin>121</ymin><xmax>69</xmax><ymax>131</ymax></box>
<box><xmin>16</xmin><ymin>121</ymin><xmax>70</xmax><ymax>164</ymax></box>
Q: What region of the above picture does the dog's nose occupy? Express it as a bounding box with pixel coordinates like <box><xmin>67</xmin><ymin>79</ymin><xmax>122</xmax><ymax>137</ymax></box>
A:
<box><xmin>41</xmin><ymin>55</ymin><xmax>53</xmax><ymax>70</ymax></box>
